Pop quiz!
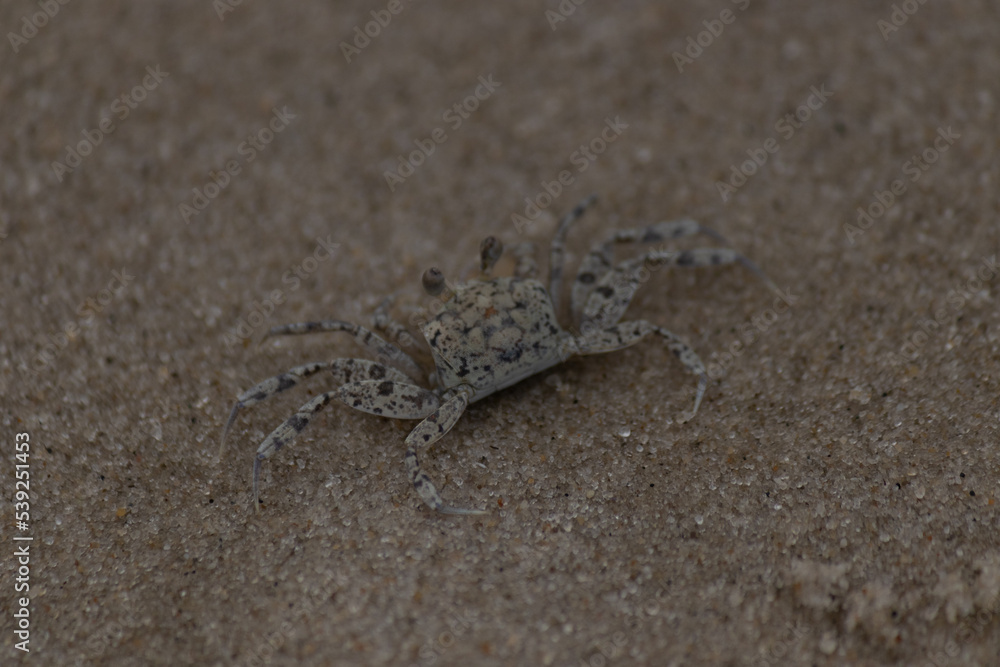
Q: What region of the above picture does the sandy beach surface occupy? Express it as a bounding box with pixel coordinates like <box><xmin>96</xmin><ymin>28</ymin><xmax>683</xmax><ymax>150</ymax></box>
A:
<box><xmin>3</xmin><ymin>1</ymin><xmax>999</xmax><ymax>665</ymax></box>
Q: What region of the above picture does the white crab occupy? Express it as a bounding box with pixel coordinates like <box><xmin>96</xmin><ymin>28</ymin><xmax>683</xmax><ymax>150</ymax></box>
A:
<box><xmin>220</xmin><ymin>196</ymin><xmax>774</xmax><ymax>514</ymax></box>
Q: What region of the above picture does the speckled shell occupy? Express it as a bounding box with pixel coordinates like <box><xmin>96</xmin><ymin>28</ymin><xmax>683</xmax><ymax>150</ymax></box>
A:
<box><xmin>421</xmin><ymin>277</ymin><xmax>570</xmax><ymax>402</ymax></box>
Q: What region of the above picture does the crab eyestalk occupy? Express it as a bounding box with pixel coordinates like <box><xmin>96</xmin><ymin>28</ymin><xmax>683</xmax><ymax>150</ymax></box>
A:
<box><xmin>479</xmin><ymin>236</ymin><xmax>503</xmax><ymax>276</ymax></box>
<box><xmin>422</xmin><ymin>267</ymin><xmax>446</xmax><ymax>296</ymax></box>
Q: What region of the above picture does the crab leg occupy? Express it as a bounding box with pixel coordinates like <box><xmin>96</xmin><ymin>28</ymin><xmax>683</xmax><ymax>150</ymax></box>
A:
<box><xmin>547</xmin><ymin>195</ymin><xmax>597</xmax><ymax>315</ymax></box>
<box><xmin>510</xmin><ymin>241</ymin><xmax>537</xmax><ymax>278</ymax></box>
<box><xmin>263</xmin><ymin>319</ymin><xmax>424</xmax><ymax>382</ymax></box>
<box><xmin>568</xmin><ymin>218</ymin><xmax>742</xmax><ymax>324</ymax></box>
<box><xmin>403</xmin><ymin>384</ymin><xmax>484</xmax><ymax>515</ymax></box>
<box><xmin>570</xmin><ymin>319</ymin><xmax>707</xmax><ymax>423</ymax></box>
<box><xmin>372</xmin><ymin>297</ymin><xmax>419</xmax><ymax>350</ymax></box>
<box><xmin>580</xmin><ymin>247</ymin><xmax>777</xmax><ymax>330</ymax></box>
<box><xmin>219</xmin><ymin>358</ymin><xmax>411</xmax><ymax>458</ymax></box>
<box><xmin>252</xmin><ymin>379</ymin><xmax>441</xmax><ymax>511</ymax></box>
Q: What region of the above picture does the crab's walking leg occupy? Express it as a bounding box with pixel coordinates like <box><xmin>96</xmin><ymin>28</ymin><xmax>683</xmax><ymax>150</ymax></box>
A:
<box><xmin>219</xmin><ymin>359</ymin><xmax>410</xmax><ymax>458</ymax></box>
<box><xmin>569</xmin><ymin>319</ymin><xmax>707</xmax><ymax>423</ymax></box>
<box><xmin>571</xmin><ymin>218</ymin><xmax>699</xmax><ymax>324</ymax></box>
<box><xmin>579</xmin><ymin>247</ymin><xmax>779</xmax><ymax>330</ymax></box>
<box><xmin>373</xmin><ymin>297</ymin><xmax>420</xmax><ymax>351</ymax></box>
<box><xmin>479</xmin><ymin>236</ymin><xmax>504</xmax><ymax>276</ymax></box>
<box><xmin>252</xmin><ymin>379</ymin><xmax>441</xmax><ymax>512</ymax></box>
<box><xmin>262</xmin><ymin>319</ymin><xmax>424</xmax><ymax>382</ymax></box>
<box><xmin>403</xmin><ymin>384</ymin><xmax>484</xmax><ymax>515</ymax></box>
<box><xmin>570</xmin><ymin>219</ymin><xmax>745</xmax><ymax>324</ymax></box>
<box><xmin>252</xmin><ymin>390</ymin><xmax>338</xmax><ymax>512</ymax></box>
<box><xmin>510</xmin><ymin>242</ymin><xmax>537</xmax><ymax>279</ymax></box>
<box><xmin>548</xmin><ymin>195</ymin><xmax>597</xmax><ymax>314</ymax></box>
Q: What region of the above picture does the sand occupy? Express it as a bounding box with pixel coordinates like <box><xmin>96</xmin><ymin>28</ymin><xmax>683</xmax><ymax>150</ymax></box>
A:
<box><xmin>3</xmin><ymin>1</ymin><xmax>999</xmax><ymax>665</ymax></box>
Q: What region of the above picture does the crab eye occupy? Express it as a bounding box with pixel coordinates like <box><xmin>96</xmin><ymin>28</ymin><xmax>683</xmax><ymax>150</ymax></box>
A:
<box><xmin>479</xmin><ymin>236</ymin><xmax>503</xmax><ymax>273</ymax></box>
<box><xmin>422</xmin><ymin>267</ymin><xmax>446</xmax><ymax>296</ymax></box>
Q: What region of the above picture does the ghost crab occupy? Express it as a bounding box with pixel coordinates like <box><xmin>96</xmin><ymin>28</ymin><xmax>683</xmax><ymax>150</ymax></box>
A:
<box><xmin>220</xmin><ymin>196</ymin><xmax>776</xmax><ymax>514</ymax></box>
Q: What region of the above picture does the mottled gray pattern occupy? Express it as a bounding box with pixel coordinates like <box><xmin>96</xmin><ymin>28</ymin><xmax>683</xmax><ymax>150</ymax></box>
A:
<box><xmin>338</xmin><ymin>380</ymin><xmax>439</xmax><ymax>419</ymax></box>
<box><xmin>422</xmin><ymin>277</ymin><xmax>570</xmax><ymax>403</ymax></box>
<box><xmin>219</xmin><ymin>358</ymin><xmax>410</xmax><ymax>458</ymax></box>
<box><xmin>223</xmin><ymin>198</ymin><xmax>774</xmax><ymax>514</ymax></box>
